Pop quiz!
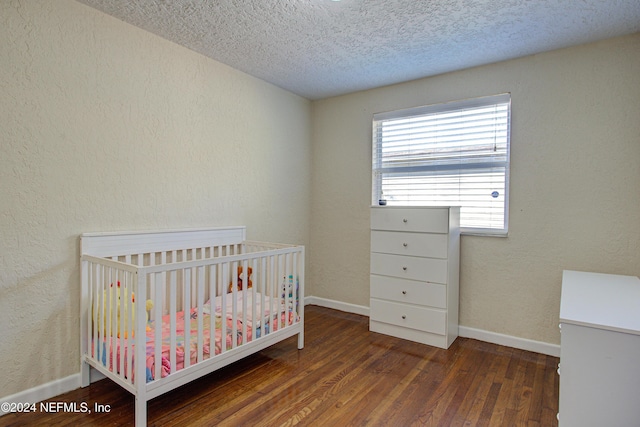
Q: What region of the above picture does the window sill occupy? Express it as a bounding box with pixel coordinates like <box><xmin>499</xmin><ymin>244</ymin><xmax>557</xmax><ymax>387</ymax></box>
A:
<box><xmin>461</xmin><ymin>229</ymin><xmax>508</xmax><ymax>238</ymax></box>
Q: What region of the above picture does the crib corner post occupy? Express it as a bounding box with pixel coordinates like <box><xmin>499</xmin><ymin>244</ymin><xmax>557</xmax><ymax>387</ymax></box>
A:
<box><xmin>297</xmin><ymin>245</ymin><xmax>305</xmax><ymax>350</ymax></box>
<box><xmin>297</xmin><ymin>301</ymin><xmax>304</xmax><ymax>350</ymax></box>
<box><xmin>80</xmin><ymin>257</ymin><xmax>91</xmax><ymax>388</ymax></box>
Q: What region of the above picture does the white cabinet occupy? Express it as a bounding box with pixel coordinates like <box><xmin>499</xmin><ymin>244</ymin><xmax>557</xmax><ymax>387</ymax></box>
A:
<box><xmin>558</xmin><ymin>270</ymin><xmax>640</xmax><ymax>426</ymax></box>
<box><xmin>369</xmin><ymin>206</ymin><xmax>460</xmax><ymax>349</ymax></box>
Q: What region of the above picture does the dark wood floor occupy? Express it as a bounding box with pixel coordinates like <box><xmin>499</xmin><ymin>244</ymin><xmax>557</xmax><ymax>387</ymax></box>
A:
<box><xmin>1</xmin><ymin>305</ymin><xmax>559</xmax><ymax>426</ymax></box>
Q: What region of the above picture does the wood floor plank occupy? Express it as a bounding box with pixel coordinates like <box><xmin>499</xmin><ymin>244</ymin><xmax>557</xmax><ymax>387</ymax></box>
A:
<box><xmin>360</xmin><ymin>346</ymin><xmax>436</xmax><ymax>425</ymax></box>
<box><xmin>526</xmin><ymin>353</ymin><xmax>546</xmax><ymax>425</ymax></box>
<box><xmin>315</xmin><ymin>343</ymin><xmax>420</xmax><ymax>425</ymax></box>
<box><xmin>0</xmin><ymin>306</ymin><xmax>559</xmax><ymax>426</ymax></box>
<box><xmin>442</xmin><ymin>341</ymin><xmax>496</xmax><ymax>425</ymax></box>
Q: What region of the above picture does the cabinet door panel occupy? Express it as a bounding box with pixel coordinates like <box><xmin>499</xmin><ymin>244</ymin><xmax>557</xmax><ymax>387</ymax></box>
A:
<box><xmin>558</xmin><ymin>323</ymin><xmax>640</xmax><ymax>426</ymax></box>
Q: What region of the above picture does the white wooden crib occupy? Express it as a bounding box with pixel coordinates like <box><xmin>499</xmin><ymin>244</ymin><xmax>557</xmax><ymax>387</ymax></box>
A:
<box><xmin>80</xmin><ymin>226</ymin><xmax>304</xmax><ymax>426</ymax></box>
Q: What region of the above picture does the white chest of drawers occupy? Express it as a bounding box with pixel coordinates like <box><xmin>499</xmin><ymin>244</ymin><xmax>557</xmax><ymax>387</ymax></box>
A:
<box><xmin>369</xmin><ymin>206</ymin><xmax>460</xmax><ymax>349</ymax></box>
<box><xmin>558</xmin><ymin>270</ymin><xmax>640</xmax><ymax>426</ymax></box>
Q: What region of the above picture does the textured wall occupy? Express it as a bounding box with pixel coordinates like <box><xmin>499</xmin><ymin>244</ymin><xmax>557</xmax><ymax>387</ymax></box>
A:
<box><xmin>310</xmin><ymin>33</ymin><xmax>640</xmax><ymax>345</ymax></box>
<box><xmin>0</xmin><ymin>0</ymin><xmax>311</xmax><ymax>397</ymax></box>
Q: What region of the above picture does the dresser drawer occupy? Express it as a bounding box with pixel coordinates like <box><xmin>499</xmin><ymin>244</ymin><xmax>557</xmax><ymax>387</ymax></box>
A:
<box><xmin>370</xmin><ymin>275</ymin><xmax>446</xmax><ymax>309</ymax></box>
<box><xmin>371</xmin><ymin>207</ymin><xmax>449</xmax><ymax>233</ymax></box>
<box><xmin>370</xmin><ymin>299</ymin><xmax>446</xmax><ymax>335</ymax></box>
<box><xmin>371</xmin><ymin>252</ymin><xmax>448</xmax><ymax>284</ymax></box>
<box><xmin>371</xmin><ymin>230</ymin><xmax>448</xmax><ymax>258</ymax></box>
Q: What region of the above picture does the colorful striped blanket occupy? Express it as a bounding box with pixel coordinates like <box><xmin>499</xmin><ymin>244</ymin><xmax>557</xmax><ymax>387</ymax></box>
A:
<box><xmin>93</xmin><ymin>291</ymin><xmax>297</xmax><ymax>382</ymax></box>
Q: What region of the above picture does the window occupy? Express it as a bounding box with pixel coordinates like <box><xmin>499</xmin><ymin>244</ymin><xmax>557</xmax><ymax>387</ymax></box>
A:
<box><xmin>372</xmin><ymin>94</ymin><xmax>511</xmax><ymax>235</ymax></box>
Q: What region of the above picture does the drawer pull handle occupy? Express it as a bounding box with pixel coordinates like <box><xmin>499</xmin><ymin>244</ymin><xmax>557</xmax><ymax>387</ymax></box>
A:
<box><xmin>401</xmin><ymin>315</ymin><xmax>406</xmax><ymax>320</ymax></box>
<box><xmin>402</xmin><ymin>267</ymin><xmax>407</xmax><ymax>271</ymax></box>
<box><xmin>403</xmin><ymin>243</ymin><xmax>408</xmax><ymax>247</ymax></box>
<box><xmin>403</xmin><ymin>218</ymin><xmax>408</xmax><ymax>223</ymax></box>
<box><xmin>402</xmin><ymin>290</ymin><xmax>407</xmax><ymax>295</ymax></box>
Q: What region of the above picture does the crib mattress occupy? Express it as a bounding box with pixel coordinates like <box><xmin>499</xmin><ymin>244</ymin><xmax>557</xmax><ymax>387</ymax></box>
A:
<box><xmin>93</xmin><ymin>291</ymin><xmax>297</xmax><ymax>382</ymax></box>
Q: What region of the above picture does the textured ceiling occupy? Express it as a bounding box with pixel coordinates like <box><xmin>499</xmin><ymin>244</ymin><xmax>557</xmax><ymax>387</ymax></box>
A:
<box><xmin>76</xmin><ymin>0</ymin><xmax>640</xmax><ymax>100</ymax></box>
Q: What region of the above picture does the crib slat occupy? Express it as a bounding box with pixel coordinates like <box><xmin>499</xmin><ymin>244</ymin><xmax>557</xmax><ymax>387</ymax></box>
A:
<box><xmin>99</xmin><ymin>265</ymin><xmax>105</xmax><ymax>352</ymax></box>
<box><xmin>251</xmin><ymin>258</ymin><xmax>257</xmax><ymax>339</ymax></box>
<box><xmin>293</xmin><ymin>251</ymin><xmax>299</xmax><ymax>322</ymax></box>
<box><xmin>209</xmin><ymin>264</ymin><xmax>216</xmax><ymax>356</ymax></box>
<box><xmin>241</xmin><ymin>260</ymin><xmax>248</xmax><ymax>345</ymax></box>
<box><xmin>102</xmin><ymin>265</ymin><xmax>109</xmax><ymax>364</ymax></box>
<box><xmin>260</xmin><ymin>257</ymin><xmax>266</xmax><ymax>337</ymax></box>
<box><xmin>197</xmin><ymin>266</ymin><xmax>204</xmax><ymax>363</ymax></box>
<box><xmin>120</xmin><ymin>273</ymin><xmax>126</xmax><ymax>381</ymax></box>
<box><xmin>146</xmin><ymin>252</ymin><xmax>154</xmax><ymax>316</ymax></box>
<box><xmin>159</xmin><ymin>251</ymin><xmax>166</xmax><ymax>323</ymax></box>
<box><xmin>90</xmin><ymin>263</ymin><xmax>97</xmax><ymax>368</ymax></box>
<box><xmin>270</xmin><ymin>255</ymin><xmax>276</xmax><ymax>336</ymax></box>
<box><xmin>154</xmin><ymin>271</ymin><xmax>162</xmax><ymax>382</ymax></box>
<box><xmin>221</xmin><ymin>263</ymin><xmax>228</xmax><ymax>353</ymax></box>
<box><xmin>169</xmin><ymin>270</ymin><xmax>177</xmax><ymax>374</ymax></box>
<box><xmin>119</xmin><ymin>273</ymin><xmax>126</xmax><ymax>382</ymax></box>
<box><xmin>231</xmin><ymin>262</ymin><xmax>238</xmax><ymax>349</ymax></box>
<box><xmin>285</xmin><ymin>253</ymin><xmax>291</xmax><ymax>328</ymax></box>
<box><xmin>184</xmin><ymin>267</ymin><xmax>191</xmax><ymax>369</ymax></box>
<box><xmin>127</xmin><ymin>272</ymin><xmax>135</xmax><ymax>384</ymax></box>
<box><xmin>106</xmin><ymin>268</ymin><xmax>115</xmax><ymax>369</ymax></box>
<box><xmin>277</xmin><ymin>254</ymin><xmax>283</xmax><ymax>330</ymax></box>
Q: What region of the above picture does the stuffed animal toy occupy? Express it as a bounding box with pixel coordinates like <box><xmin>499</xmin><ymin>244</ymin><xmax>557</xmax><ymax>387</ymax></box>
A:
<box><xmin>227</xmin><ymin>265</ymin><xmax>253</xmax><ymax>293</ymax></box>
<box><xmin>95</xmin><ymin>281</ymin><xmax>153</xmax><ymax>338</ymax></box>
<box><xmin>281</xmin><ymin>275</ymin><xmax>298</xmax><ymax>298</ymax></box>
<box><xmin>282</xmin><ymin>275</ymin><xmax>299</xmax><ymax>310</ymax></box>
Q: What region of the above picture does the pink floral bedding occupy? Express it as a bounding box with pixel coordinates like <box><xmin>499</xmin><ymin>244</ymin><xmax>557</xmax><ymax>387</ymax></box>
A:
<box><xmin>93</xmin><ymin>291</ymin><xmax>297</xmax><ymax>383</ymax></box>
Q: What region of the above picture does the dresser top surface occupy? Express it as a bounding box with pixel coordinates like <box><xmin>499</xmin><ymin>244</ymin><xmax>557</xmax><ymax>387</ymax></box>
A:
<box><xmin>370</xmin><ymin>206</ymin><xmax>460</xmax><ymax>210</ymax></box>
<box><xmin>560</xmin><ymin>270</ymin><xmax>640</xmax><ymax>335</ymax></box>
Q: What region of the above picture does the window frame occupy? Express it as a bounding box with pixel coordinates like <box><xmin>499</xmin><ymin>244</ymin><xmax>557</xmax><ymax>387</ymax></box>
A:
<box><xmin>371</xmin><ymin>93</ymin><xmax>511</xmax><ymax>236</ymax></box>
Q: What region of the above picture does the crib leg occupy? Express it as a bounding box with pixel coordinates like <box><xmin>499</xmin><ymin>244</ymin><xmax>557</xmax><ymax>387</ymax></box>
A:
<box><xmin>297</xmin><ymin>330</ymin><xmax>304</xmax><ymax>350</ymax></box>
<box><xmin>135</xmin><ymin>397</ymin><xmax>147</xmax><ymax>427</ymax></box>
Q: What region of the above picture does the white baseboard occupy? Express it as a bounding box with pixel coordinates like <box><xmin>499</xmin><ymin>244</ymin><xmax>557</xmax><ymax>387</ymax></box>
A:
<box><xmin>305</xmin><ymin>296</ymin><xmax>560</xmax><ymax>357</ymax></box>
<box><xmin>0</xmin><ymin>374</ymin><xmax>81</xmax><ymax>416</ymax></box>
<box><xmin>0</xmin><ymin>368</ymin><xmax>107</xmax><ymax>417</ymax></box>
<box><xmin>305</xmin><ymin>296</ymin><xmax>370</xmax><ymax>316</ymax></box>
<box><xmin>458</xmin><ymin>326</ymin><xmax>560</xmax><ymax>357</ymax></box>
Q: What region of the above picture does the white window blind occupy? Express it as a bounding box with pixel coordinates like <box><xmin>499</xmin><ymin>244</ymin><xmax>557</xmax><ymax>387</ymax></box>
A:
<box><xmin>372</xmin><ymin>94</ymin><xmax>511</xmax><ymax>234</ymax></box>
